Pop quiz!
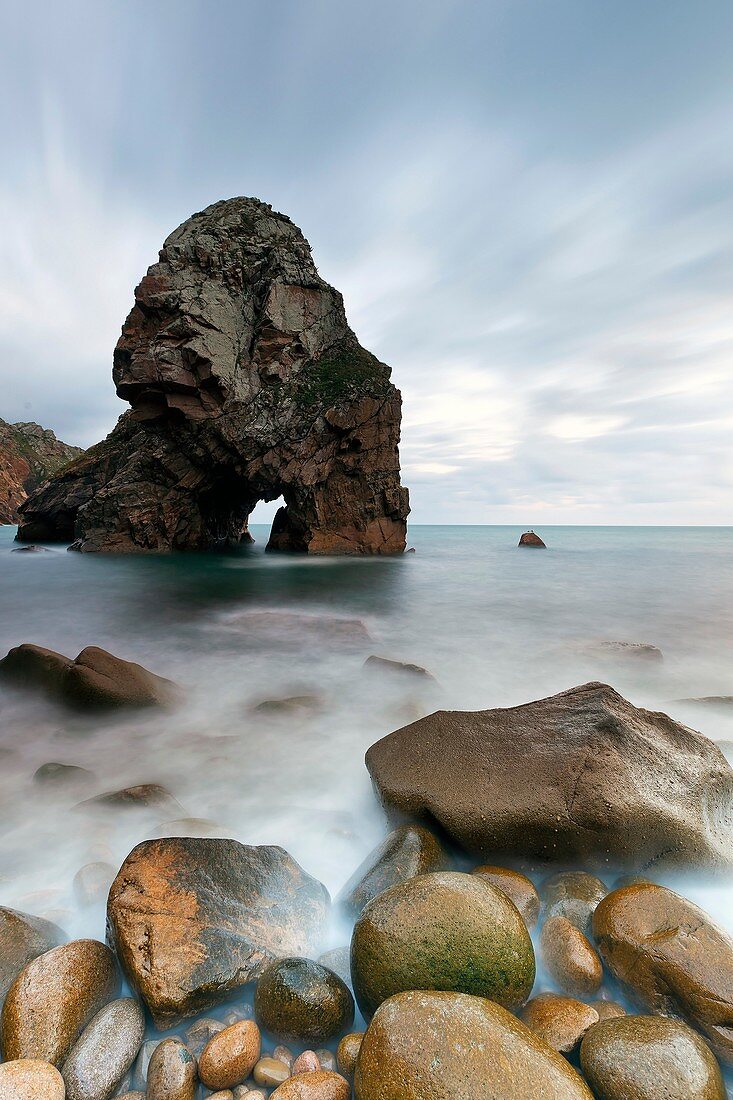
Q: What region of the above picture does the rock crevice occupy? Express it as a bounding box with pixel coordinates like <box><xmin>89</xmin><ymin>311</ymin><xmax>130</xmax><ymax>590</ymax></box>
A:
<box><xmin>18</xmin><ymin>198</ymin><xmax>409</xmax><ymax>553</ymax></box>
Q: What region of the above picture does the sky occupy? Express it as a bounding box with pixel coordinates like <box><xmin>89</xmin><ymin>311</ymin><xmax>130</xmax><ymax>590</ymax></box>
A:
<box><xmin>1</xmin><ymin>0</ymin><xmax>733</xmax><ymax>524</ymax></box>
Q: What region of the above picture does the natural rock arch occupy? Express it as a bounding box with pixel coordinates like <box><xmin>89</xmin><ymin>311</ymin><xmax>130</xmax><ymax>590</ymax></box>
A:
<box><xmin>18</xmin><ymin>198</ymin><xmax>409</xmax><ymax>553</ymax></box>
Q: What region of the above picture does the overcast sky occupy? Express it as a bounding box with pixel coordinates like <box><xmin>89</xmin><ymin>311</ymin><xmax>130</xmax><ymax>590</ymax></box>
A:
<box><xmin>2</xmin><ymin>0</ymin><xmax>733</xmax><ymax>524</ymax></box>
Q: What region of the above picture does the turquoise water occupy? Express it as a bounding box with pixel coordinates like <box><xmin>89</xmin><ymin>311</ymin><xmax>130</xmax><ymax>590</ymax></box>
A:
<box><xmin>0</xmin><ymin>523</ymin><xmax>732</xmax><ymax>941</ymax></box>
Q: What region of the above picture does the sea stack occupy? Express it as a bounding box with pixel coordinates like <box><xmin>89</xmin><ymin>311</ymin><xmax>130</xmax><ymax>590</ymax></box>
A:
<box><xmin>17</xmin><ymin>198</ymin><xmax>410</xmax><ymax>554</ymax></box>
<box><xmin>0</xmin><ymin>419</ymin><xmax>83</xmax><ymax>525</ymax></box>
<box><xmin>519</xmin><ymin>530</ymin><xmax>546</xmax><ymax>548</ymax></box>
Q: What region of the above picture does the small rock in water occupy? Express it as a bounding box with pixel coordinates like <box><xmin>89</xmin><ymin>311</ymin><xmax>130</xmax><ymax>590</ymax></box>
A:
<box><xmin>1</xmin><ymin>938</ymin><xmax>120</xmax><ymax>1065</ymax></box>
<box><xmin>363</xmin><ymin>655</ymin><xmax>436</xmax><ymax>681</ymax></box>
<box><xmin>336</xmin><ymin>824</ymin><xmax>445</xmax><ymax>917</ymax></box>
<box><xmin>542</xmin><ymin>871</ymin><xmax>608</xmax><ymax>936</ymax></box>
<box><xmin>198</xmin><ymin>1019</ymin><xmax>262</xmax><ymax>1090</ymax></box>
<box><xmin>255</xmin><ymin>957</ymin><xmax>354</xmax><ymax>1044</ymax></box>
<box><xmin>594</xmin><ymin>882</ymin><xmax>733</xmax><ymax>1065</ymax></box>
<box><xmin>272</xmin><ymin>1044</ymin><xmax>295</xmax><ymax>1068</ymax></box>
<box><xmin>145</xmin><ymin>1038</ymin><xmax>197</xmax><ymax>1100</ymax></box>
<box><xmin>76</xmin><ymin>782</ymin><xmax>184</xmax><ymax>816</ymax></box>
<box><xmin>0</xmin><ymin>906</ymin><xmax>65</xmax><ymax>1009</ymax></box>
<box><xmin>11</xmin><ymin>544</ymin><xmax>53</xmax><ymax>553</ymax></box>
<box><xmin>541</xmin><ymin>915</ymin><xmax>603</xmax><ymax>998</ymax></box>
<box><xmin>183</xmin><ymin>1016</ymin><xmax>224</xmax><ymax>1054</ymax></box>
<box><xmin>150</xmin><ymin>816</ymin><xmax>227</xmax><ymax>838</ymax></box>
<box><xmin>253</xmin><ymin>1056</ymin><xmax>291</xmax><ymax>1087</ymax></box>
<box><xmin>130</xmin><ymin>1039</ymin><xmax>159</xmax><ymax>1090</ymax></box>
<box><xmin>580</xmin><ymin>1015</ymin><xmax>727</xmax><ymax>1099</ymax></box>
<box><xmin>292</xmin><ymin>1051</ymin><xmax>320</xmax><ymax>1074</ymax></box>
<box><xmin>116</xmin><ymin>1093</ymin><xmax>145</xmax><ymax>1100</ymax></box>
<box><xmin>222</xmin><ymin>611</ymin><xmax>372</xmax><ymax>648</ymax></box>
<box><xmin>208</xmin><ymin>1093</ymin><xmax>235</xmax><ymax>1100</ymax></box>
<box><xmin>336</xmin><ymin>1032</ymin><xmax>363</xmax><ymax>1077</ymax></box>
<box><xmin>107</xmin><ymin>837</ymin><xmax>329</xmax><ymax>1028</ymax></box>
<box><xmin>518</xmin><ymin>530</ymin><xmax>546</xmax><ymax>548</ymax></box>
<box><xmin>520</xmin><ymin>993</ymin><xmax>599</xmax><ymax>1055</ymax></box>
<box><xmin>73</xmin><ymin>861</ymin><xmax>116</xmax><ymax>907</ymax></box>
<box><xmin>252</xmin><ymin>694</ymin><xmax>324</xmax><ymax>716</ymax></box>
<box><xmin>313</xmin><ymin>1049</ymin><xmax>336</xmax><ymax>1072</ymax></box>
<box><xmin>583</xmin><ymin>639</ymin><xmax>663</xmax><ymax>663</ymax></box>
<box><xmin>33</xmin><ymin>762</ymin><xmax>94</xmax><ymax>787</ymax></box>
<box><xmin>355</xmin><ymin>990</ymin><xmax>593</xmax><ymax>1099</ymax></box>
<box><xmin>271</xmin><ymin>1070</ymin><xmax>350</xmax><ymax>1100</ymax></box>
<box><xmin>350</xmin><ymin>871</ymin><xmax>535</xmax><ymax>1019</ymax></box>
<box><xmin>472</xmin><ymin>865</ymin><xmax>541</xmax><ymax>927</ymax></box>
<box><xmin>0</xmin><ymin>1058</ymin><xmax>66</xmax><ymax>1098</ymax></box>
<box><xmin>590</xmin><ymin>998</ymin><xmax>626</xmax><ymax>1022</ymax></box>
<box><xmin>61</xmin><ymin>997</ymin><xmax>145</xmax><ymax>1100</ymax></box>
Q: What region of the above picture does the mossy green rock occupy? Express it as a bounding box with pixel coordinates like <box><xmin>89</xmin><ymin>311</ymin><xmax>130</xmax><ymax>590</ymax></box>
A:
<box><xmin>350</xmin><ymin>871</ymin><xmax>535</xmax><ymax>1019</ymax></box>
<box><xmin>354</xmin><ymin>990</ymin><xmax>593</xmax><ymax>1100</ymax></box>
<box><xmin>255</xmin><ymin>957</ymin><xmax>354</xmax><ymax>1044</ymax></box>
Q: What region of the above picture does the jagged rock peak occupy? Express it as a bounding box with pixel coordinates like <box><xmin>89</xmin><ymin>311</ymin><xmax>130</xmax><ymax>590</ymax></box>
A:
<box><xmin>18</xmin><ymin>197</ymin><xmax>409</xmax><ymax>554</ymax></box>
<box><xmin>0</xmin><ymin>418</ymin><xmax>83</xmax><ymax>525</ymax></box>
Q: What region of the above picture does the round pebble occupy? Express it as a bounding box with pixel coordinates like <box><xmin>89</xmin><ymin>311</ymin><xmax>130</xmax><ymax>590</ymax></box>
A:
<box><xmin>541</xmin><ymin>914</ymin><xmax>603</xmax><ymax>996</ymax></box>
<box><xmin>591</xmin><ymin>999</ymin><xmax>627</xmax><ymax>1022</ymax></box>
<box><xmin>292</xmin><ymin>1050</ymin><xmax>321</xmax><ymax>1074</ymax></box>
<box><xmin>273</xmin><ymin>1044</ymin><xmax>294</xmax><ymax>1068</ymax></box>
<box><xmin>253</xmin><ymin>1056</ymin><xmax>291</xmax><ymax>1087</ymax></box>
<box><xmin>520</xmin><ymin>993</ymin><xmax>599</xmax><ymax>1054</ymax></box>
<box><xmin>62</xmin><ymin>996</ymin><xmax>145</xmax><ymax>1100</ymax></box>
<box><xmin>314</xmin><ymin>1050</ymin><xmax>336</xmax><ymax>1072</ymax></box>
<box><xmin>542</xmin><ymin>872</ymin><xmax>607</xmax><ymax>935</ymax></box>
<box><xmin>184</xmin><ymin>1016</ymin><xmax>224</xmax><ymax>1054</ymax></box>
<box><xmin>270</xmin><ymin>1069</ymin><xmax>350</xmax><ymax>1100</ymax></box>
<box><xmin>336</xmin><ymin>1032</ymin><xmax>363</xmax><ymax>1077</ymax></box>
<box><xmin>145</xmin><ymin>1038</ymin><xmax>197</xmax><ymax>1100</ymax></box>
<box><xmin>471</xmin><ymin>865</ymin><xmax>541</xmax><ymax>926</ymax></box>
<box><xmin>208</xmin><ymin>1093</ymin><xmax>235</xmax><ymax>1100</ymax></box>
<box><xmin>0</xmin><ymin>1059</ymin><xmax>66</xmax><ymax>1099</ymax></box>
<box><xmin>255</xmin><ymin>958</ymin><xmax>354</xmax><ymax>1044</ymax></box>
<box><xmin>199</xmin><ymin>1019</ymin><xmax>261</xmax><ymax>1089</ymax></box>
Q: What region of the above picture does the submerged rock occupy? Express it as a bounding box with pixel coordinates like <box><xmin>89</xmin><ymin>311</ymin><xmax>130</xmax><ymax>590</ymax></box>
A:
<box><xmin>107</xmin><ymin>837</ymin><xmax>329</xmax><ymax>1027</ymax></box>
<box><xmin>17</xmin><ymin>197</ymin><xmax>409</xmax><ymax>554</ymax></box>
<box><xmin>366</xmin><ymin>681</ymin><xmax>733</xmax><ymax>867</ymax></box>
<box><xmin>580</xmin><ymin>1015</ymin><xmax>727</xmax><ymax>1099</ymax></box>
<box><xmin>363</xmin><ymin>656</ymin><xmax>435</xmax><ymax>680</ymax></box>
<box><xmin>0</xmin><ymin>1058</ymin><xmax>66</xmax><ymax>1099</ymax></box>
<box><xmin>593</xmin><ymin>883</ymin><xmax>733</xmax><ymax>1064</ymax></box>
<box><xmin>336</xmin><ymin>824</ymin><xmax>445</xmax><ymax>917</ymax></box>
<box><xmin>254</xmin><ymin>958</ymin><xmax>354</xmax><ymax>1044</ymax></box>
<box><xmin>0</xmin><ymin>906</ymin><xmax>65</xmax><ymax>1010</ymax></box>
<box><xmin>519</xmin><ymin>530</ymin><xmax>546</xmax><ymax>548</ymax></box>
<box><xmin>354</xmin><ymin>990</ymin><xmax>594</xmax><ymax>1100</ymax></box>
<box><xmin>0</xmin><ymin>643</ymin><xmax>178</xmax><ymax>709</ymax></box>
<box><xmin>76</xmin><ymin>783</ymin><xmax>183</xmax><ymax>816</ymax></box>
<box><xmin>1</xmin><ymin>939</ymin><xmax>120</xmax><ymax>1065</ymax></box>
<box><xmin>33</xmin><ymin>762</ymin><xmax>95</xmax><ymax>787</ymax></box>
<box><xmin>350</xmin><ymin>871</ymin><xmax>535</xmax><ymax>1019</ymax></box>
<box><xmin>62</xmin><ymin>998</ymin><xmax>145</xmax><ymax>1100</ymax></box>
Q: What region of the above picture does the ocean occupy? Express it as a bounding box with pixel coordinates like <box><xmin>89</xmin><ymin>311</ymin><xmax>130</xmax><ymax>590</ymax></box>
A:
<box><xmin>1</xmin><ymin>522</ymin><xmax>732</xmax><ymax>964</ymax></box>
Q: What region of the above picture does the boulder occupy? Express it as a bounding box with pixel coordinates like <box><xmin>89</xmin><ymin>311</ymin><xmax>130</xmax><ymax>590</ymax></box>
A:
<box><xmin>0</xmin><ymin>643</ymin><xmax>177</xmax><ymax>709</ymax></box>
<box><xmin>593</xmin><ymin>883</ymin><xmax>733</xmax><ymax>1064</ymax></box>
<box><xmin>350</xmin><ymin>871</ymin><xmax>535</xmax><ymax>1019</ymax></box>
<box><xmin>17</xmin><ymin>198</ymin><xmax>409</xmax><ymax>554</ymax></box>
<box><xmin>107</xmin><ymin>837</ymin><xmax>329</xmax><ymax>1027</ymax></box>
<box><xmin>62</xmin><ymin>998</ymin><xmax>145</xmax><ymax>1100</ymax></box>
<box><xmin>336</xmin><ymin>824</ymin><xmax>445</xmax><ymax>917</ymax></box>
<box><xmin>1</xmin><ymin>939</ymin><xmax>120</xmax><ymax>1065</ymax></box>
<box><xmin>254</xmin><ymin>958</ymin><xmax>354</xmax><ymax>1044</ymax></box>
<box><xmin>366</xmin><ymin>682</ymin><xmax>733</xmax><ymax>867</ymax></box>
<box><xmin>354</xmin><ymin>990</ymin><xmax>594</xmax><ymax>1099</ymax></box>
<box><xmin>519</xmin><ymin>530</ymin><xmax>546</xmax><ymax>548</ymax></box>
<box><xmin>0</xmin><ymin>1059</ymin><xmax>66</xmax><ymax>1099</ymax></box>
<box><xmin>0</xmin><ymin>906</ymin><xmax>65</xmax><ymax>1010</ymax></box>
<box><xmin>580</xmin><ymin>1015</ymin><xmax>727</xmax><ymax>1099</ymax></box>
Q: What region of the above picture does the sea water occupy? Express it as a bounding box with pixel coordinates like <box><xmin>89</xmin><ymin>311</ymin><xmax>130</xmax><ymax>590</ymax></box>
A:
<box><xmin>0</xmin><ymin>522</ymin><xmax>732</xmax><ymax>954</ymax></box>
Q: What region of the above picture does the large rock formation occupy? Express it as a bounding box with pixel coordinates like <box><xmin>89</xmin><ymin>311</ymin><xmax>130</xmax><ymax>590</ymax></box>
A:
<box><xmin>0</xmin><ymin>419</ymin><xmax>83</xmax><ymax>524</ymax></box>
<box><xmin>17</xmin><ymin>198</ymin><xmax>409</xmax><ymax>552</ymax></box>
<box><xmin>366</xmin><ymin>682</ymin><xmax>733</xmax><ymax>868</ymax></box>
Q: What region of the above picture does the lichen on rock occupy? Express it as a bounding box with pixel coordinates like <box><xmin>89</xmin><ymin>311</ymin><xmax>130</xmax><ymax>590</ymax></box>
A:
<box><xmin>17</xmin><ymin>197</ymin><xmax>409</xmax><ymax>553</ymax></box>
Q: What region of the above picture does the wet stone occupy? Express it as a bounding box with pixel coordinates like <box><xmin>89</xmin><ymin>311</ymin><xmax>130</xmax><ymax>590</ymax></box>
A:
<box><xmin>1</xmin><ymin>938</ymin><xmax>120</xmax><ymax>1065</ymax></box>
<box><xmin>314</xmin><ymin>1050</ymin><xmax>336</xmax><ymax>1072</ymax></box>
<box><xmin>145</xmin><ymin>1038</ymin><xmax>197</xmax><ymax>1100</ymax></box>
<box><xmin>73</xmin><ymin>861</ymin><xmax>116</xmax><ymax>907</ymax></box>
<box><xmin>542</xmin><ymin>872</ymin><xmax>608</xmax><ymax>936</ymax></box>
<box><xmin>337</xmin><ymin>824</ymin><xmax>445</xmax><ymax>918</ymax></box>
<box><xmin>541</xmin><ymin>914</ymin><xmax>603</xmax><ymax>997</ymax></box>
<box><xmin>316</xmin><ymin>949</ymin><xmax>350</xmax><ymax>986</ymax></box>
<box><xmin>198</xmin><ymin>1019</ymin><xmax>262</xmax><ymax>1090</ymax></box>
<box><xmin>336</xmin><ymin>1032</ymin><xmax>363</xmax><ymax>1077</ymax></box>
<box><xmin>292</xmin><ymin>1051</ymin><xmax>321</xmax><ymax>1074</ymax></box>
<box><xmin>253</xmin><ymin>1056</ymin><xmax>291</xmax><ymax>1087</ymax></box>
<box><xmin>33</xmin><ymin>762</ymin><xmax>94</xmax><ymax>787</ymax></box>
<box><xmin>580</xmin><ymin>1014</ymin><xmax>727</xmax><ymax>1099</ymax></box>
<box><xmin>271</xmin><ymin>1070</ymin><xmax>350</xmax><ymax>1100</ymax></box>
<box><xmin>183</xmin><ymin>1016</ymin><xmax>224</xmax><ymax>1055</ymax></box>
<box><xmin>520</xmin><ymin>993</ymin><xmax>599</xmax><ymax>1055</ymax></box>
<box><xmin>62</xmin><ymin>997</ymin><xmax>145</xmax><ymax>1100</ymax></box>
<box><xmin>0</xmin><ymin>906</ymin><xmax>64</xmax><ymax>1010</ymax></box>
<box><xmin>0</xmin><ymin>1058</ymin><xmax>66</xmax><ymax>1099</ymax></box>
<box><xmin>472</xmin><ymin>865</ymin><xmax>541</xmax><ymax>926</ymax></box>
<box><xmin>591</xmin><ymin>999</ymin><xmax>626</xmax><ymax>1022</ymax></box>
<box><xmin>255</xmin><ymin>957</ymin><xmax>354</xmax><ymax>1044</ymax></box>
<box><xmin>350</xmin><ymin>871</ymin><xmax>535</xmax><ymax>1019</ymax></box>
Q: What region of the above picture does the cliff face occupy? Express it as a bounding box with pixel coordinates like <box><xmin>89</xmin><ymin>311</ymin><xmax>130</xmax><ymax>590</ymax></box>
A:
<box><xmin>18</xmin><ymin>198</ymin><xmax>409</xmax><ymax>553</ymax></box>
<box><xmin>0</xmin><ymin>420</ymin><xmax>83</xmax><ymax>525</ymax></box>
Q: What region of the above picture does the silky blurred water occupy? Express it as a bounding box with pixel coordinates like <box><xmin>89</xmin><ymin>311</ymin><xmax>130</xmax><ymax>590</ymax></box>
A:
<box><xmin>1</xmin><ymin>522</ymin><xmax>732</xmax><ymax>948</ymax></box>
